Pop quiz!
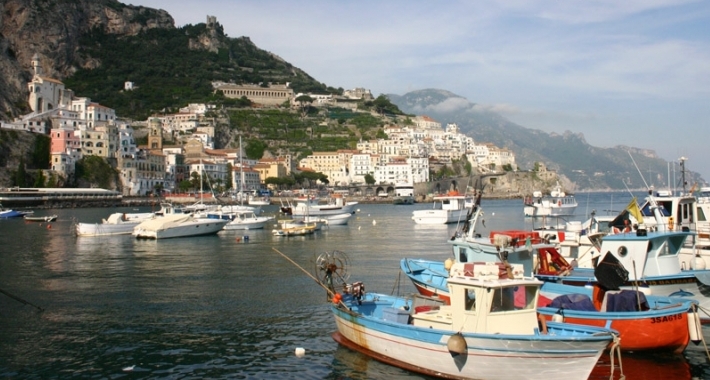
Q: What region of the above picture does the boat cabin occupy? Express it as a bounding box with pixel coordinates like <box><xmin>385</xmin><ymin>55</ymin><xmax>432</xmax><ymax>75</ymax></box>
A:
<box><xmin>410</xmin><ymin>262</ymin><xmax>544</xmax><ymax>335</ymax></box>
<box><xmin>599</xmin><ymin>230</ymin><xmax>693</xmax><ymax>280</ymax></box>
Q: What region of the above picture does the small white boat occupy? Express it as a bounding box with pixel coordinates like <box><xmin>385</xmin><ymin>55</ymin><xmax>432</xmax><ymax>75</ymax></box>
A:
<box><xmin>411</xmin><ymin>191</ymin><xmax>472</xmax><ymax>224</ymax></box>
<box><xmin>222</xmin><ymin>211</ymin><xmax>273</xmax><ymax>230</ymax></box>
<box><xmin>76</xmin><ymin>204</ymin><xmax>180</xmax><ymax>237</ymax></box>
<box><xmin>24</xmin><ymin>214</ymin><xmax>57</xmax><ymax>222</ymax></box>
<box><xmin>76</xmin><ymin>212</ymin><xmax>155</xmax><ymax>236</ymax></box>
<box><xmin>133</xmin><ymin>214</ymin><xmax>228</xmax><ymax>239</ymax></box>
<box><xmin>393</xmin><ymin>181</ymin><xmax>415</xmax><ymax>205</ymax></box>
<box><xmin>321</xmin><ymin>212</ymin><xmax>352</xmax><ymax>225</ymax></box>
<box><xmin>248</xmin><ymin>195</ymin><xmax>271</xmax><ymax>206</ymax></box>
<box><xmin>290</xmin><ymin>194</ymin><xmax>358</xmax><ymax>217</ymax></box>
<box><xmin>524</xmin><ymin>181</ymin><xmax>577</xmax><ymax>217</ymax></box>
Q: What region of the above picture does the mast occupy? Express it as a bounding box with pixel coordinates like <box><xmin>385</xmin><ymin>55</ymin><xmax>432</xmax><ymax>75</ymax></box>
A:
<box><xmin>240</xmin><ymin>136</ymin><xmax>245</xmax><ymax>206</ymax></box>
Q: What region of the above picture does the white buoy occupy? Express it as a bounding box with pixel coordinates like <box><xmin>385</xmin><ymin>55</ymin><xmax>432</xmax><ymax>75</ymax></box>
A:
<box><xmin>492</xmin><ymin>212</ymin><xmax>495</xmax><ymax>216</ymax></box>
<box><xmin>356</xmin><ymin>209</ymin><xmax>361</xmax><ymax>212</ymax></box>
<box><xmin>692</xmin><ymin>254</ymin><xmax>707</xmax><ymax>270</ymax></box>
<box><xmin>372</xmin><ymin>220</ymin><xmax>376</xmax><ymax>225</ymax></box>
<box><xmin>295</xmin><ymin>347</ymin><xmax>306</xmax><ymax>357</ymax></box>
<box><xmin>358</xmin><ymin>226</ymin><xmax>361</xmax><ymax>230</ymax></box>
<box><xmin>688</xmin><ymin>309</ymin><xmax>702</xmax><ymax>344</ymax></box>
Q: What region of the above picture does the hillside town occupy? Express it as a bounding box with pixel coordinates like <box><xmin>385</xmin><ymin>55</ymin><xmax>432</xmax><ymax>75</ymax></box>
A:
<box><xmin>1</xmin><ymin>54</ymin><xmax>517</xmax><ymax>196</ymax></box>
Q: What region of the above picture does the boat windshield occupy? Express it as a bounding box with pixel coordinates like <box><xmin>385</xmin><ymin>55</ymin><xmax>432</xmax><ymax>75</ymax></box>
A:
<box><xmin>490</xmin><ymin>285</ymin><xmax>537</xmax><ymax>312</ymax></box>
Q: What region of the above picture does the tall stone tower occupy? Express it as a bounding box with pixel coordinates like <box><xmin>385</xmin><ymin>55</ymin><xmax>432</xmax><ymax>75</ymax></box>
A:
<box><xmin>148</xmin><ymin>118</ymin><xmax>163</xmax><ymax>150</ymax></box>
<box><xmin>31</xmin><ymin>53</ymin><xmax>42</xmax><ymax>76</ymax></box>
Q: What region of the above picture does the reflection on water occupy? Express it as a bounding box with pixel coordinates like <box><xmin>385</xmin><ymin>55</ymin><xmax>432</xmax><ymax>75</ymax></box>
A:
<box><xmin>0</xmin><ymin>197</ymin><xmax>701</xmax><ymax>378</ymax></box>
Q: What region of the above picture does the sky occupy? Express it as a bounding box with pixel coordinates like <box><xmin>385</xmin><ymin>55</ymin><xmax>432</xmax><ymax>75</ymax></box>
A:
<box><xmin>128</xmin><ymin>0</ymin><xmax>710</xmax><ymax>182</ymax></box>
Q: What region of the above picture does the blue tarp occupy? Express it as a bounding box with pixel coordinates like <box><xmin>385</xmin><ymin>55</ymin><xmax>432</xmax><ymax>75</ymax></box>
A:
<box><xmin>548</xmin><ymin>293</ymin><xmax>597</xmax><ymax>311</ymax></box>
<box><xmin>604</xmin><ymin>290</ymin><xmax>649</xmax><ymax>312</ymax></box>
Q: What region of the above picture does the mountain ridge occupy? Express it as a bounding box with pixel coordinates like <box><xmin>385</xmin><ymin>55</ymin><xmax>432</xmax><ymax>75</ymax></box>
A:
<box><xmin>387</xmin><ymin>89</ymin><xmax>700</xmax><ymax>190</ymax></box>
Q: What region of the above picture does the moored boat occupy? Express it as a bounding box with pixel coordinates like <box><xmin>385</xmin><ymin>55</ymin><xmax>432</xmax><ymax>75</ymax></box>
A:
<box><xmin>523</xmin><ymin>181</ymin><xmax>577</xmax><ymax>217</ymax></box>
<box><xmin>290</xmin><ymin>194</ymin><xmax>358</xmax><ymax>217</ymax></box>
<box><xmin>331</xmin><ymin>262</ymin><xmax>619</xmax><ymax>380</ymax></box>
<box><xmin>0</xmin><ymin>203</ymin><xmax>27</xmax><ymax>219</ymax></box>
<box><xmin>400</xmin><ymin>258</ymin><xmax>699</xmax><ymax>353</ymax></box>
<box><xmin>220</xmin><ymin>210</ymin><xmax>273</xmax><ymax>230</ymax></box>
<box><xmin>411</xmin><ymin>191</ymin><xmax>471</xmax><ymax>224</ymax></box>
<box><xmin>133</xmin><ymin>214</ymin><xmax>228</xmax><ymax>239</ymax></box>
<box><xmin>272</xmin><ymin>223</ymin><xmax>317</xmax><ymax>236</ymax></box>
<box><xmin>24</xmin><ymin>214</ymin><xmax>57</xmax><ymax>222</ymax></box>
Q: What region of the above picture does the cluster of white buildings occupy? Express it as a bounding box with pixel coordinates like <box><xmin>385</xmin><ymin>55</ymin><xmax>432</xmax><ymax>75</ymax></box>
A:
<box><xmin>1</xmin><ymin>54</ymin><xmax>291</xmax><ymax>196</ymax></box>
<box><xmin>2</xmin><ymin>54</ymin><xmax>515</xmax><ymax>194</ymax></box>
<box><xmin>298</xmin><ymin>116</ymin><xmax>516</xmax><ymax>187</ymax></box>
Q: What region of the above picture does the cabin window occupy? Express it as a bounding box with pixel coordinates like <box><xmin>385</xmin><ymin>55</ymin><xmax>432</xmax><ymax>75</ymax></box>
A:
<box><xmin>465</xmin><ymin>289</ymin><xmax>476</xmax><ymax>311</ymax></box>
<box><xmin>618</xmin><ymin>246</ymin><xmax>628</xmax><ymax>257</ymax></box>
<box><xmin>491</xmin><ymin>286</ymin><xmax>537</xmax><ymax>312</ymax></box>
<box><xmin>697</xmin><ymin>207</ymin><xmax>707</xmax><ymax>222</ymax></box>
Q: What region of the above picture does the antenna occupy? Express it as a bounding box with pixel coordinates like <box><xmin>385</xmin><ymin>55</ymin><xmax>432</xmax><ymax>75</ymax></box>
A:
<box><xmin>628</xmin><ymin>151</ymin><xmax>650</xmax><ymax>190</ymax></box>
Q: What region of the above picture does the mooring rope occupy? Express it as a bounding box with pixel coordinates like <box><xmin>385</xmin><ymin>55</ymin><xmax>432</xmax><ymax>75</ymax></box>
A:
<box><xmin>0</xmin><ymin>288</ymin><xmax>43</xmax><ymax>312</ymax></box>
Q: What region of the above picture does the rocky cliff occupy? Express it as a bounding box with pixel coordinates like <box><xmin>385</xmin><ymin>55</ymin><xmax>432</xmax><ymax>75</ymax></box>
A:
<box><xmin>0</xmin><ymin>0</ymin><xmax>174</xmax><ymax>119</ymax></box>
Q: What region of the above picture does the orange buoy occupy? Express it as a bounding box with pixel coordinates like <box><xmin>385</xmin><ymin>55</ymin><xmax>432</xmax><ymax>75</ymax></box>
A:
<box><xmin>47</xmin><ymin>224</ymin><xmax>52</xmax><ymax>229</ymax></box>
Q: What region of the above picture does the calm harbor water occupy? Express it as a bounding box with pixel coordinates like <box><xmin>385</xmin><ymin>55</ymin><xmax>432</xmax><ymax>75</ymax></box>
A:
<box><xmin>0</xmin><ymin>192</ymin><xmax>708</xmax><ymax>379</ymax></box>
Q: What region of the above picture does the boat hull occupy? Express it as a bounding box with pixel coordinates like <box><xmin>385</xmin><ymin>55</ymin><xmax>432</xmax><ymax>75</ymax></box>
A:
<box><xmin>332</xmin><ymin>299</ymin><xmax>611</xmax><ymax>380</ymax></box>
<box><xmin>411</xmin><ymin>209</ymin><xmax>467</xmax><ymax>224</ymax></box>
<box><xmin>291</xmin><ymin>202</ymin><xmax>358</xmax><ymax>216</ymax></box>
<box><xmin>76</xmin><ymin>222</ymin><xmax>140</xmax><ymax>236</ymax></box>
<box><xmin>133</xmin><ymin>219</ymin><xmax>227</xmax><ymax>239</ymax></box>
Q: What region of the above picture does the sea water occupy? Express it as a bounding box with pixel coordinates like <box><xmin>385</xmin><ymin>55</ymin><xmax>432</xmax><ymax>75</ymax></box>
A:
<box><xmin>0</xmin><ymin>193</ymin><xmax>707</xmax><ymax>379</ymax></box>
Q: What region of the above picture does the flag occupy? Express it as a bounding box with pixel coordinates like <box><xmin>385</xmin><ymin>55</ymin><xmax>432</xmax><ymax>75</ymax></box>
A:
<box><xmin>626</xmin><ymin>197</ymin><xmax>644</xmax><ymax>224</ymax></box>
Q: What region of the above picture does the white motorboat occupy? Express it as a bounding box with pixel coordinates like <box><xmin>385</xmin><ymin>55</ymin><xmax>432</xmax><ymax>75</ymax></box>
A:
<box><xmin>321</xmin><ymin>212</ymin><xmax>352</xmax><ymax>225</ymax></box>
<box><xmin>133</xmin><ymin>214</ymin><xmax>228</xmax><ymax>239</ymax></box>
<box><xmin>76</xmin><ymin>212</ymin><xmax>152</xmax><ymax>236</ymax></box>
<box><xmin>411</xmin><ymin>191</ymin><xmax>472</xmax><ymax>224</ymax></box>
<box><xmin>75</xmin><ymin>203</ymin><xmax>181</xmax><ymax>237</ymax></box>
<box><xmin>523</xmin><ymin>181</ymin><xmax>577</xmax><ymax>217</ymax></box>
<box><xmin>248</xmin><ymin>195</ymin><xmax>271</xmax><ymax>206</ymax></box>
<box><xmin>222</xmin><ymin>210</ymin><xmax>273</xmax><ymax>230</ymax></box>
<box><xmin>290</xmin><ymin>194</ymin><xmax>358</xmax><ymax>217</ymax></box>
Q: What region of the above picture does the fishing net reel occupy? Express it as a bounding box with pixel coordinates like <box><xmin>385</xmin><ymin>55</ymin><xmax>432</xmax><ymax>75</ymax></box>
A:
<box><xmin>314</xmin><ymin>250</ymin><xmax>350</xmax><ymax>294</ymax></box>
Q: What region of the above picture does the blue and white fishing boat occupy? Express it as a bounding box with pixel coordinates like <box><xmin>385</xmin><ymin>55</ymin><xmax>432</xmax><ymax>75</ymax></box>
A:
<box><xmin>332</xmin><ymin>263</ymin><xmax>620</xmax><ymax>380</ymax></box>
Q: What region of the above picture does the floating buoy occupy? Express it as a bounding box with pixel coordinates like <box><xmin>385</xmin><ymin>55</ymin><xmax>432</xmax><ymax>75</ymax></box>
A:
<box><xmin>552</xmin><ymin>311</ymin><xmax>564</xmax><ymax>323</ymax></box>
<box><xmin>447</xmin><ymin>333</ymin><xmax>467</xmax><ymax>356</ymax></box>
<box><xmin>688</xmin><ymin>308</ymin><xmax>702</xmax><ymax>344</ymax></box>
<box><xmin>372</xmin><ymin>220</ymin><xmax>376</xmax><ymax>225</ymax></box>
<box><xmin>236</xmin><ymin>237</ymin><xmax>241</xmax><ymax>242</ymax></box>
<box><xmin>295</xmin><ymin>347</ymin><xmax>306</xmax><ymax>357</ymax></box>
<box><xmin>358</xmin><ymin>226</ymin><xmax>361</xmax><ymax>230</ymax></box>
<box><xmin>47</xmin><ymin>224</ymin><xmax>52</xmax><ymax>229</ymax></box>
<box><xmin>444</xmin><ymin>258</ymin><xmax>454</xmax><ymax>271</ymax></box>
<box><xmin>491</xmin><ymin>212</ymin><xmax>495</xmax><ymax>216</ymax></box>
<box><xmin>692</xmin><ymin>254</ymin><xmax>707</xmax><ymax>270</ymax></box>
